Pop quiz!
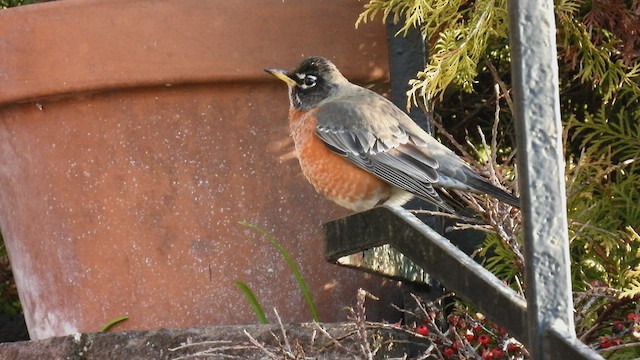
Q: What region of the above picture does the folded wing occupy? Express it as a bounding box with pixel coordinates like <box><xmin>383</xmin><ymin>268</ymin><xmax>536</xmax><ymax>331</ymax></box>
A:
<box><xmin>314</xmin><ymin>98</ymin><xmax>456</xmax><ymax>212</ymax></box>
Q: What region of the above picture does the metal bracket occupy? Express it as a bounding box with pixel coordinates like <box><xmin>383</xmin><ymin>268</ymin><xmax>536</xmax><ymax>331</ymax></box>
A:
<box><xmin>324</xmin><ymin>205</ymin><xmax>528</xmax><ymax>342</ymax></box>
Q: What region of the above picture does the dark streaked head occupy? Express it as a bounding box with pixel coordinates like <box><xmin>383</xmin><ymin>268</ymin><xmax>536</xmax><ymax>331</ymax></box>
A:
<box><xmin>265</xmin><ymin>56</ymin><xmax>346</xmax><ymax>110</ymax></box>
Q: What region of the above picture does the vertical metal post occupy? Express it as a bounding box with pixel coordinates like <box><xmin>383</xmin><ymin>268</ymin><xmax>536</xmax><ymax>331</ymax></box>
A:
<box><xmin>508</xmin><ymin>1</ymin><xmax>576</xmax><ymax>358</ymax></box>
<box><xmin>385</xmin><ymin>21</ymin><xmax>445</xmax><ymax>353</ymax></box>
<box><xmin>385</xmin><ymin>17</ymin><xmax>441</xmax><ymax>219</ymax></box>
<box><xmin>385</xmin><ymin>18</ymin><xmax>431</xmax><ymax>133</ymax></box>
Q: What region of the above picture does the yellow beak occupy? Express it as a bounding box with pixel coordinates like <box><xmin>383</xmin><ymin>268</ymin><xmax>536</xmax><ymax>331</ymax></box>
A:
<box><xmin>264</xmin><ymin>68</ymin><xmax>297</xmax><ymax>87</ymax></box>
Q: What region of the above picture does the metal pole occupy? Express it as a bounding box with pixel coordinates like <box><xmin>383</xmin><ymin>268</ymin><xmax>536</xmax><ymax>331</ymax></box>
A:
<box><xmin>385</xmin><ymin>14</ymin><xmax>445</xmax><ymax>248</ymax></box>
<box><xmin>508</xmin><ymin>0</ymin><xmax>580</xmax><ymax>358</ymax></box>
<box><xmin>385</xmin><ymin>17</ymin><xmax>431</xmax><ymax>132</ymax></box>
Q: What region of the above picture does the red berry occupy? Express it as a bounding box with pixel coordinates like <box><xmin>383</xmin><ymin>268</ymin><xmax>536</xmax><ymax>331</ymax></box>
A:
<box><xmin>506</xmin><ymin>343</ymin><xmax>520</xmax><ymax>351</ymax></box>
<box><xmin>443</xmin><ymin>347</ymin><xmax>455</xmax><ymax>356</ymax></box>
<box><xmin>466</xmin><ymin>332</ymin><xmax>475</xmax><ymax>342</ymax></box>
<box><xmin>482</xmin><ymin>349</ymin><xmax>494</xmax><ymax>359</ymax></box>
<box><xmin>416</xmin><ymin>325</ymin><xmax>429</xmax><ymax>336</ymax></box>
<box><xmin>451</xmin><ymin>341</ymin><xmax>458</xmax><ymax>350</ymax></box>
<box><xmin>490</xmin><ymin>323</ymin><xmax>506</xmax><ymax>335</ymax></box>
<box><xmin>600</xmin><ymin>336</ymin><xmax>612</xmax><ymax>349</ymax></box>
<box><xmin>478</xmin><ymin>334</ymin><xmax>491</xmax><ymax>346</ymax></box>
<box><xmin>491</xmin><ymin>348</ymin><xmax>504</xmax><ymax>357</ymax></box>
<box><xmin>627</xmin><ymin>313</ymin><xmax>638</xmax><ymax>322</ymax></box>
<box><xmin>612</xmin><ymin>321</ymin><xmax>624</xmax><ymax>333</ymax></box>
<box><xmin>613</xmin><ymin>338</ymin><xmax>623</xmax><ymax>346</ymax></box>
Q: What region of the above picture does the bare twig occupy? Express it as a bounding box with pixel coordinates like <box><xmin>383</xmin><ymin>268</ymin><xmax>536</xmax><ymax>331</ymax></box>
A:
<box><xmin>448</xmin><ymin>222</ymin><xmax>494</xmax><ymax>233</ymax></box>
<box><xmin>486</xmin><ymin>61</ymin><xmax>514</xmax><ymax>112</ymax></box>
<box><xmin>419</xmin><ymin>104</ymin><xmax>476</xmax><ymax>163</ymax></box>
<box><xmin>410</xmin><ymin>209</ymin><xmax>484</xmax><ymax>224</ymax></box>
<box><xmin>491</xmin><ymin>83</ymin><xmax>501</xmax><ymax>181</ymax></box>
<box><xmin>243</xmin><ymin>329</ymin><xmax>279</xmax><ymax>359</ymax></box>
<box><xmin>579</xmin><ymin>296</ymin><xmax>635</xmax><ymax>342</ymax></box>
<box><xmin>273</xmin><ymin>308</ymin><xmax>293</xmax><ymax>355</ymax></box>
<box><xmin>171</xmin><ymin>342</ymin><xmax>256</xmax><ymax>360</ymax></box>
<box><xmin>407</xmin><ymin>293</ymin><xmax>450</xmax><ymax>359</ymax></box>
<box><xmin>598</xmin><ymin>341</ymin><xmax>640</xmax><ymax>352</ymax></box>
<box><xmin>351</xmin><ymin>289</ymin><xmax>376</xmax><ymax>360</ymax></box>
<box><xmin>169</xmin><ymin>340</ymin><xmax>236</xmax><ymax>351</ymax></box>
<box><xmin>477</xmin><ymin>125</ymin><xmax>497</xmax><ymax>185</ymax></box>
<box><xmin>312</xmin><ymin>323</ymin><xmax>359</xmax><ymax>359</ymax></box>
<box><xmin>391</xmin><ymin>302</ymin><xmax>417</xmax><ymax>318</ymax></box>
<box><xmin>170</xmin><ymin>339</ymin><xmax>262</xmax><ymax>360</ymax></box>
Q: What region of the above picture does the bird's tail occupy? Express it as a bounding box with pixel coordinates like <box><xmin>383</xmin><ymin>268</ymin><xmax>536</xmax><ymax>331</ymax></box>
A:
<box><xmin>466</xmin><ymin>175</ymin><xmax>520</xmax><ymax>208</ymax></box>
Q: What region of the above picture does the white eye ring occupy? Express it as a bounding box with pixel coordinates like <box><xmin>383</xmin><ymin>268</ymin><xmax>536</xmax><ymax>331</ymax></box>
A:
<box><xmin>298</xmin><ymin>74</ymin><xmax>317</xmax><ymax>89</ymax></box>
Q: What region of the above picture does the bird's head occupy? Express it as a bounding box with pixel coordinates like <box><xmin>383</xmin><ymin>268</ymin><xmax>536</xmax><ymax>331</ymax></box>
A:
<box><xmin>265</xmin><ymin>56</ymin><xmax>346</xmax><ymax>110</ymax></box>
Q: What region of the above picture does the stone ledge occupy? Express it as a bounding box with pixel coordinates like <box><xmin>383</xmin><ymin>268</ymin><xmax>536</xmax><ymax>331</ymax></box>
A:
<box><xmin>0</xmin><ymin>323</ymin><xmax>417</xmax><ymax>359</ymax></box>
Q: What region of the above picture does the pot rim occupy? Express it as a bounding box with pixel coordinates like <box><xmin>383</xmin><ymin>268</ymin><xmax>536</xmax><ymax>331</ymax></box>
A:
<box><xmin>0</xmin><ymin>0</ymin><xmax>389</xmax><ymax>106</ymax></box>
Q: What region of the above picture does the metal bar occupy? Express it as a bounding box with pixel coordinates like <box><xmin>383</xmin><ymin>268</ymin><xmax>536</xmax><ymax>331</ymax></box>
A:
<box><xmin>508</xmin><ymin>1</ymin><xmax>602</xmax><ymax>358</ymax></box>
<box><xmin>385</xmin><ymin>14</ymin><xmax>443</xmax><ymax>233</ymax></box>
<box><xmin>385</xmin><ymin>16</ymin><xmax>430</xmax><ymax>132</ymax></box>
<box><xmin>545</xmin><ymin>327</ymin><xmax>604</xmax><ymax>358</ymax></box>
<box><xmin>324</xmin><ymin>205</ymin><xmax>529</xmax><ymax>344</ymax></box>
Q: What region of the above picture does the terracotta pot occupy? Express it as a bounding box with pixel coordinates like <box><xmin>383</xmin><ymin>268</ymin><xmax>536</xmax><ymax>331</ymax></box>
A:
<box><xmin>0</xmin><ymin>0</ymin><xmax>400</xmax><ymax>339</ymax></box>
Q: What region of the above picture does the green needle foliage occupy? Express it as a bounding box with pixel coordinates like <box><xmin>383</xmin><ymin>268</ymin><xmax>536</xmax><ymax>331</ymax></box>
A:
<box><xmin>358</xmin><ymin>0</ymin><xmax>509</xmax><ymax>104</ymax></box>
<box><xmin>570</xmin><ymin>107</ymin><xmax>640</xmax><ymax>163</ymax></box>
<box><xmin>359</xmin><ymin>0</ymin><xmax>640</xmax><ymax>106</ymax></box>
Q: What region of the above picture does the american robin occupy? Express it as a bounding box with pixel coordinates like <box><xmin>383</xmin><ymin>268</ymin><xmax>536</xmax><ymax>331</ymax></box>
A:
<box><xmin>265</xmin><ymin>56</ymin><xmax>519</xmax><ymax>212</ymax></box>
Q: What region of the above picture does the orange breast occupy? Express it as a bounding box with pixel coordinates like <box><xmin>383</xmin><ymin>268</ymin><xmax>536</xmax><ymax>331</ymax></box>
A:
<box><xmin>288</xmin><ymin>108</ymin><xmax>392</xmax><ymax>211</ymax></box>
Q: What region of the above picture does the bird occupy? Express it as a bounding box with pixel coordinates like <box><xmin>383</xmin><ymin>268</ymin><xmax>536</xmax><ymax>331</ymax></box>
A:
<box><xmin>265</xmin><ymin>56</ymin><xmax>519</xmax><ymax>213</ymax></box>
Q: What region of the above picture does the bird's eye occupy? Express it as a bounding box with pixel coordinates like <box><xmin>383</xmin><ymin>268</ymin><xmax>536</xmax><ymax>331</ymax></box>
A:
<box><xmin>296</xmin><ymin>73</ymin><xmax>317</xmax><ymax>89</ymax></box>
<box><xmin>303</xmin><ymin>75</ymin><xmax>316</xmax><ymax>87</ymax></box>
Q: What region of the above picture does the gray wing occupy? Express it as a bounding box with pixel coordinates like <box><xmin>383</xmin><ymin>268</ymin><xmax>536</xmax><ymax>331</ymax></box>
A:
<box><xmin>314</xmin><ymin>95</ymin><xmax>455</xmax><ymax>211</ymax></box>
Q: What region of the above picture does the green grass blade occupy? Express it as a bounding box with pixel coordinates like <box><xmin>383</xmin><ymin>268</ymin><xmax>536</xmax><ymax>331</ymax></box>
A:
<box><xmin>234</xmin><ymin>281</ymin><xmax>268</xmax><ymax>324</ymax></box>
<box><xmin>239</xmin><ymin>221</ymin><xmax>321</xmax><ymax>322</ymax></box>
<box><xmin>99</xmin><ymin>315</ymin><xmax>129</xmax><ymax>332</ymax></box>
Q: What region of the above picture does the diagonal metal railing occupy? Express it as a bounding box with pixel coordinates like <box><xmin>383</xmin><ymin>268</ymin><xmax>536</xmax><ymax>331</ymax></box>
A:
<box><xmin>323</xmin><ymin>0</ymin><xmax>604</xmax><ymax>358</ymax></box>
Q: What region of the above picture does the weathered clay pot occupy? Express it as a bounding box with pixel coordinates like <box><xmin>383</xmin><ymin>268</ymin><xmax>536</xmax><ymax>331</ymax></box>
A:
<box><xmin>0</xmin><ymin>0</ymin><xmax>400</xmax><ymax>339</ymax></box>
